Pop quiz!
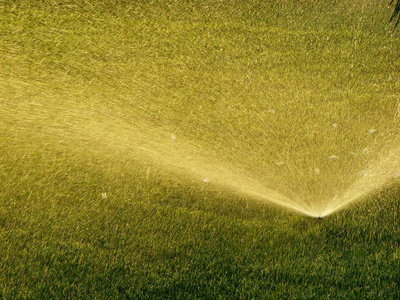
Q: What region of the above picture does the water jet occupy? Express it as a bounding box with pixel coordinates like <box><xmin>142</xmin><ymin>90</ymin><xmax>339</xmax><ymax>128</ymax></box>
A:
<box><xmin>1</xmin><ymin>0</ymin><xmax>399</xmax><ymax>219</ymax></box>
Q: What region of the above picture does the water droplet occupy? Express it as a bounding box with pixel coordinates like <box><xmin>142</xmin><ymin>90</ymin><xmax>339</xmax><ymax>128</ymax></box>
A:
<box><xmin>332</xmin><ymin>123</ymin><xmax>338</xmax><ymax>129</ymax></box>
<box><xmin>368</xmin><ymin>128</ymin><xmax>376</xmax><ymax>135</ymax></box>
<box><xmin>203</xmin><ymin>178</ymin><xmax>209</xmax><ymax>183</ymax></box>
<box><xmin>29</xmin><ymin>102</ymin><xmax>42</xmax><ymax>106</ymax></box>
<box><xmin>101</xmin><ymin>193</ymin><xmax>107</xmax><ymax>200</ymax></box>
<box><xmin>329</xmin><ymin>155</ymin><xmax>338</xmax><ymax>160</ymax></box>
<box><xmin>360</xmin><ymin>170</ymin><xmax>373</xmax><ymax>177</ymax></box>
<box><xmin>171</xmin><ymin>134</ymin><xmax>177</xmax><ymax>141</ymax></box>
<box><xmin>268</xmin><ymin>110</ymin><xmax>276</xmax><ymax>114</ymax></box>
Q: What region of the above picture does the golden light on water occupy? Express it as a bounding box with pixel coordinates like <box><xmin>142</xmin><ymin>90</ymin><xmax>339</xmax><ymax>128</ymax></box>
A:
<box><xmin>2</xmin><ymin>0</ymin><xmax>400</xmax><ymax>218</ymax></box>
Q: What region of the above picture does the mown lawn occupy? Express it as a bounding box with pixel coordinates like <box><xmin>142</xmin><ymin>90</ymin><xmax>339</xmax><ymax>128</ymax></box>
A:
<box><xmin>1</xmin><ymin>0</ymin><xmax>400</xmax><ymax>298</ymax></box>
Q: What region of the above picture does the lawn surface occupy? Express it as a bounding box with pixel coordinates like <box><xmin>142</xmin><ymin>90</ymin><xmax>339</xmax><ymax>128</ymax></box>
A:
<box><xmin>1</xmin><ymin>0</ymin><xmax>400</xmax><ymax>298</ymax></box>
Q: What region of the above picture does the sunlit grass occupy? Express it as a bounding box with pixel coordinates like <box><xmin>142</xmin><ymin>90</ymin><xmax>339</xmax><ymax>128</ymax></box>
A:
<box><xmin>1</xmin><ymin>0</ymin><xmax>400</xmax><ymax>298</ymax></box>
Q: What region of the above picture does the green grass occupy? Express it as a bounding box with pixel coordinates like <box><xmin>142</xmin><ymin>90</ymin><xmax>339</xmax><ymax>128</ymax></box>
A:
<box><xmin>1</xmin><ymin>0</ymin><xmax>400</xmax><ymax>298</ymax></box>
